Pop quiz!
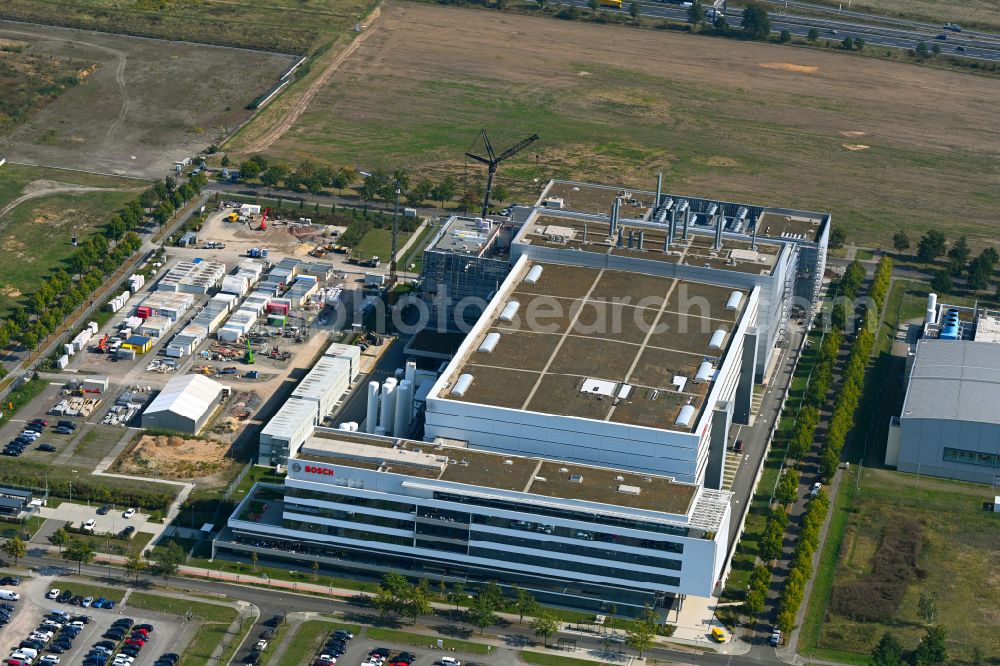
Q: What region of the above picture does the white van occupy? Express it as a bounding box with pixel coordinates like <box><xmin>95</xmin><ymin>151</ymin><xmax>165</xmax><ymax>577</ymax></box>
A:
<box><xmin>440</xmin><ymin>659</ymin><xmax>461</xmax><ymax>666</ymax></box>
<box><xmin>0</xmin><ymin>589</ymin><xmax>20</xmax><ymax>600</ymax></box>
<box><xmin>17</xmin><ymin>648</ymin><xmax>38</xmax><ymax>659</ymax></box>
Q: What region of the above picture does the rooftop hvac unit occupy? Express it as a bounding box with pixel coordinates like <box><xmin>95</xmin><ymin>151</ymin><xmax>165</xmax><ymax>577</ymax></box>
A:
<box><xmin>478</xmin><ymin>332</ymin><xmax>501</xmax><ymax>353</ymax></box>
<box><xmin>450</xmin><ymin>374</ymin><xmax>474</xmax><ymax>397</ymax></box>
<box><xmin>709</xmin><ymin>328</ymin><xmax>727</xmax><ymax>350</ymax></box>
<box><xmin>725</xmin><ymin>291</ymin><xmax>743</xmax><ymax>311</ymax></box>
<box><xmin>523</xmin><ymin>265</ymin><xmax>544</xmax><ymax>285</ymax></box>
<box><xmin>617</xmin><ymin>484</ymin><xmax>641</xmax><ymax>495</ymax></box>
<box><xmin>569</xmin><ymin>474</ymin><xmax>583</xmax><ymax>483</ymax></box>
<box><xmin>675</xmin><ymin>404</ymin><xmax>697</xmax><ymax>427</ymax></box>
<box><xmin>499</xmin><ymin>300</ymin><xmax>520</xmax><ymax>323</ymax></box>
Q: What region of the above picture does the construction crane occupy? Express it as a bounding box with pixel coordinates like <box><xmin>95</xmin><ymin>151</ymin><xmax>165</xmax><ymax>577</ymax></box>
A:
<box><xmin>465</xmin><ymin>130</ymin><xmax>539</xmax><ymax>218</ymax></box>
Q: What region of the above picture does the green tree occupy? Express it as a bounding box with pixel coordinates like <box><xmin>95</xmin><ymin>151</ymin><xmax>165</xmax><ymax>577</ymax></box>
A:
<box><xmin>312</xmin><ymin>559</ymin><xmax>320</xmax><ymax>581</ymax></box>
<box><xmin>63</xmin><ymin>538</ymin><xmax>95</xmax><ymax>574</ymax></box>
<box><xmin>910</xmin><ymin>626</ymin><xmax>947</xmax><ymax>664</ymax></box>
<box><xmin>775</xmin><ymin>468</ymin><xmax>800</xmax><ymax>505</ymax></box>
<box><xmin>807</xmin><ymin>27</ymin><xmax>819</xmax><ymax>42</ymax></box>
<box><xmin>48</xmin><ymin>526</ymin><xmax>69</xmax><ymax>553</ymax></box>
<box><xmin>588</xmin><ymin>0</ymin><xmax>599</xmax><ymax>13</ymax></box>
<box><xmin>687</xmin><ymin>0</ymin><xmax>703</xmax><ymax>25</ymax></box>
<box><xmin>930</xmin><ymin>270</ymin><xmax>953</xmax><ymax>294</ymax></box>
<box><xmin>432</xmin><ymin>177</ymin><xmax>457</xmax><ymax>208</ymax></box>
<box><xmin>915</xmin><ymin>41</ymin><xmax>930</xmax><ymax>58</ymax></box>
<box><xmin>629</xmin><ymin>1</ymin><xmax>640</xmax><ymax>19</ymax></box>
<box><xmin>917</xmin><ymin>593</ymin><xmax>937</xmax><ymax>625</ymax></box>
<box><xmin>410</xmin><ymin>179</ymin><xmax>434</xmax><ymax>205</ymax></box>
<box><xmin>2</xmin><ymin>536</ymin><xmax>26</xmax><ymax>565</ymax></box>
<box><xmin>892</xmin><ymin>230</ymin><xmax>910</xmax><ymax>253</ymax></box>
<box><xmin>468</xmin><ymin>594</ymin><xmax>499</xmax><ymax>634</ymax></box>
<box><xmin>841</xmin><ymin>35</ymin><xmax>855</xmax><ymax>50</ymax></box>
<box><xmin>238</xmin><ymin>160</ymin><xmax>261</xmax><ymax>181</ymax></box>
<box><xmin>220</xmin><ymin>155</ymin><xmax>231</xmax><ymax>167</ymax></box>
<box><xmin>260</xmin><ymin>164</ymin><xmax>289</xmax><ymax>193</ymax></box>
<box><xmin>947</xmin><ymin>235</ymin><xmax>970</xmax><ymax>265</ymax></box>
<box><xmin>930</xmin><ymin>42</ymin><xmax>941</xmax><ymax>55</ymax></box>
<box><xmin>513</xmin><ymin>587</ymin><xmax>539</xmax><ymax>623</ymax></box>
<box><xmin>625</xmin><ymin>605</ymin><xmax>658</xmax><ymax>658</ymax></box>
<box><xmin>155</xmin><ymin>540</ymin><xmax>184</xmax><ymax>581</ymax></box>
<box><xmin>405</xmin><ymin>579</ymin><xmax>432</xmax><ymax>625</ymax></box>
<box><xmin>250</xmin><ymin>550</ymin><xmax>258</xmax><ymax>573</ymax></box>
<box><xmin>855</xmin><ymin>36</ymin><xmax>865</xmax><ymax>50</ymax></box>
<box><xmin>917</xmin><ymin>229</ymin><xmax>946</xmax><ymax>263</ymax></box>
<box><xmin>124</xmin><ymin>551</ymin><xmax>146</xmax><ymax>582</ymax></box>
<box><xmin>741</xmin><ymin>2</ymin><xmax>771</xmax><ymax>40</ymax></box>
<box><xmin>372</xmin><ymin>584</ymin><xmax>396</xmax><ymax>619</ymax></box>
<box><xmin>780</xmin><ymin>29</ymin><xmax>791</xmax><ymax>42</ymax></box>
<box><xmin>531</xmin><ymin>611</ymin><xmax>559</xmax><ymax>647</ymax></box>
<box><xmin>743</xmin><ymin>587</ymin><xmax>766</xmax><ymax>616</ymax></box>
<box><xmin>447</xmin><ymin>582</ymin><xmax>466</xmax><ymax>621</ymax></box>
<box><xmin>829</xmin><ymin>227</ymin><xmax>848</xmax><ymax>249</ymax></box>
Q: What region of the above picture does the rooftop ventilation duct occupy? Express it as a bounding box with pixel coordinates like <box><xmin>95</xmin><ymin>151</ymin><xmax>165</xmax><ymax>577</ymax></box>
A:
<box><xmin>450</xmin><ymin>374</ymin><xmax>474</xmax><ymax>397</ymax></box>
<box><xmin>478</xmin><ymin>332</ymin><xmax>501</xmax><ymax>353</ymax></box>
<box><xmin>695</xmin><ymin>361</ymin><xmax>715</xmax><ymax>383</ymax></box>
<box><xmin>675</xmin><ymin>404</ymin><xmax>696</xmax><ymax>427</ymax></box>
<box><xmin>499</xmin><ymin>300</ymin><xmax>520</xmax><ymax>323</ymax></box>
<box><xmin>714</xmin><ymin>214</ymin><xmax>724</xmax><ymax>250</ymax></box>
<box><xmin>523</xmin><ymin>265</ymin><xmax>544</xmax><ymax>285</ymax></box>
<box><xmin>709</xmin><ymin>328</ymin><xmax>727</xmax><ymax>349</ymax></box>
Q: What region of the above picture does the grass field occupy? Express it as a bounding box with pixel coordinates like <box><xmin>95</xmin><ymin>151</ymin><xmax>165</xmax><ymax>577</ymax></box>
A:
<box><xmin>353</xmin><ymin>228</ymin><xmax>413</xmax><ymax>263</ymax></box>
<box><xmin>274</xmin><ymin>621</ymin><xmax>361</xmax><ymax>666</ymax></box>
<box><xmin>61</xmin><ymin>531</ymin><xmax>154</xmax><ymax>557</ymax></box>
<box><xmin>798</xmin><ymin>0</ymin><xmax>1000</xmax><ymax>33</ymax></box>
<box><xmin>0</xmin><ymin>0</ymin><xmax>375</xmax><ymax>55</ymax></box>
<box><xmin>128</xmin><ymin>592</ymin><xmax>242</xmax><ymax>666</ymax></box>
<box><xmin>259</xmin><ymin>2</ymin><xmax>1000</xmax><ymax>250</ymax></box>
<box><xmin>803</xmin><ymin>469</ymin><xmax>1000</xmax><ymax>664</ymax></box>
<box><xmin>365</xmin><ymin>628</ymin><xmax>491</xmax><ymax>654</ymax></box>
<box><xmin>0</xmin><ymin>22</ymin><xmax>296</xmax><ymax>178</ymax></box>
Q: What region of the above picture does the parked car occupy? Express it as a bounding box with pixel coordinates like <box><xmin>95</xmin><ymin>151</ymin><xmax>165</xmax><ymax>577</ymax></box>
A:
<box><xmin>770</xmin><ymin>629</ymin><xmax>782</xmax><ymax>646</ymax></box>
<box><xmin>82</xmin><ymin>520</ymin><xmax>96</xmax><ymax>531</ymax></box>
<box><xmin>122</xmin><ymin>508</ymin><xmax>136</xmax><ymax>519</ymax></box>
<box><xmin>0</xmin><ymin>576</ymin><xmax>22</xmax><ymax>586</ymax></box>
<box><xmin>732</xmin><ymin>439</ymin><xmax>744</xmax><ymax>452</ymax></box>
<box><xmin>82</xmin><ymin>597</ymin><xmax>94</xmax><ymax>608</ymax></box>
<box><xmin>57</xmin><ymin>590</ymin><xmax>72</xmax><ymax>603</ymax></box>
<box><xmin>97</xmin><ymin>505</ymin><xmax>111</xmax><ymax>516</ymax></box>
<box><xmin>37</xmin><ymin>444</ymin><xmax>57</xmax><ymax>452</ymax></box>
<box><xmin>810</xmin><ymin>482</ymin><xmax>822</xmax><ymax>498</ymax></box>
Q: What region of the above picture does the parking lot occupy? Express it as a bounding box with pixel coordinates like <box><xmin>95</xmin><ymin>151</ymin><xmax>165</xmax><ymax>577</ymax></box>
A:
<box><xmin>1</xmin><ymin>572</ymin><xmax>193</xmax><ymax>666</ymax></box>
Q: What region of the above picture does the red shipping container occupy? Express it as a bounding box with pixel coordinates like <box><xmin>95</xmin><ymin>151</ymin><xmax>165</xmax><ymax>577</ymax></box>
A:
<box><xmin>135</xmin><ymin>306</ymin><xmax>153</xmax><ymax>319</ymax></box>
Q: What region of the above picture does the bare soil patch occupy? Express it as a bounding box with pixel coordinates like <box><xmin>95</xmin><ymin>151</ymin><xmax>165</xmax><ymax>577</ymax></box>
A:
<box><xmin>114</xmin><ymin>434</ymin><xmax>236</xmax><ymax>482</ymax></box>
<box><xmin>758</xmin><ymin>62</ymin><xmax>818</xmax><ymax>74</ymax></box>
<box><xmin>842</xmin><ymin>144</ymin><xmax>870</xmax><ymax>151</ymax></box>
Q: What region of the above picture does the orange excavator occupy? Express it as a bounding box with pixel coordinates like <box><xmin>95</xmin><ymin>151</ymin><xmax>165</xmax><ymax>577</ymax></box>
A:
<box><xmin>97</xmin><ymin>334</ymin><xmax>109</xmax><ymax>352</ymax></box>
<box><xmin>258</xmin><ymin>208</ymin><xmax>269</xmax><ymax>231</ymax></box>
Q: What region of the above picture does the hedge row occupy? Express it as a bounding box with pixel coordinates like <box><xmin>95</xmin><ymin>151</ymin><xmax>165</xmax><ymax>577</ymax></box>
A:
<box><xmin>819</xmin><ymin>256</ymin><xmax>892</xmax><ymax>479</ymax></box>
<box><xmin>776</xmin><ymin>489</ymin><xmax>830</xmax><ymax>633</ymax></box>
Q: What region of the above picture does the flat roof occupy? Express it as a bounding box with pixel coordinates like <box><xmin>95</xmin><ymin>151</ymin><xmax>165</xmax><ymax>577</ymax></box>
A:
<box><xmin>294</xmin><ymin>433</ymin><xmax>699</xmax><ymax>517</ymax></box>
<box><xmin>428</xmin><ymin>216</ymin><xmax>498</xmax><ymax>255</ymax></box>
<box><xmin>438</xmin><ymin>261</ymin><xmax>748</xmax><ymax>432</ymax></box>
<box><xmin>902</xmin><ymin>340</ymin><xmax>1000</xmax><ymax>425</ymax></box>
<box><xmin>520</xmin><ymin>213</ymin><xmax>780</xmax><ymax>275</ymax></box>
<box><xmin>756</xmin><ymin>211</ymin><xmax>826</xmax><ymax>243</ymax></box>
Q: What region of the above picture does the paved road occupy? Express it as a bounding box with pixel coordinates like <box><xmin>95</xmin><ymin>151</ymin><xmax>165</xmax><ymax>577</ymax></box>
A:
<box><xmin>16</xmin><ymin>553</ymin><xmax>787</xmax><ymax>666</ymax></box>
<box><xmin>570</xmin><ymin>0</ymin><xmax>1000</xmax><ymax>61</ymax></box>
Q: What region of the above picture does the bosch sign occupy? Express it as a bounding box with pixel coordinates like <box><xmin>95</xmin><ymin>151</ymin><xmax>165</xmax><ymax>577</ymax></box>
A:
<box><xmin>302</xmin><ymin>465</ymin><xmax>335</xmax><ymax>476</ymax></box>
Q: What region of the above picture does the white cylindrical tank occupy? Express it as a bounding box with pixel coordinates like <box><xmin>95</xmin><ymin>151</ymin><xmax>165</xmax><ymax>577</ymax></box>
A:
<box><xmin>393</xmin><ymin>380</ymin><xmax>413</xmax><ymax>438</ymax></box>
<box><xmin>709</xmin><ymin>328</ymin><xmax>727</xmax><ymax>349</ymax></box>
<box><xmin>404</xmin><ymin>361</ymin><xmax>416</xmax><ymax>385</ymax></box>
<box><xmin>379</xmin><ymin>380</ymin><xmax>397</xmax><ymax>435</ymax></box>
<box><xmin>365</xmin><ymin>381</ymin><xmax>380</xmax><ymax>433</ymax></box>
<box><xmin>523</xmin><ymin>265</ymin><xmax>544</xmax><ymax>285</ymax></box>
<box><xmin>926</xmin><ymin>293</ymin><xmax>938</xmax><ymax>324</ymax></box>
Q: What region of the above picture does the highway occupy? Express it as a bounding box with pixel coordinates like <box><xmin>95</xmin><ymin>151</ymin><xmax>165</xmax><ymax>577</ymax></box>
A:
<box><xmin>562</xmin><ymin>0</ymin><xmax>1000</xmax><ymax>61</ymax></box>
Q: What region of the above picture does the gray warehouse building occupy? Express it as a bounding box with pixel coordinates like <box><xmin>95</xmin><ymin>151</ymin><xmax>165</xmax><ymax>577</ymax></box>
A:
<box><xmin>141</xmin><ymin>374</ymin><xmax>228</xmax><ymax>434</ymax></box>
<box><xmin>889</xmin><ymin>304</ymin><xmax>1000</xmax><ymax>485</ymax></box>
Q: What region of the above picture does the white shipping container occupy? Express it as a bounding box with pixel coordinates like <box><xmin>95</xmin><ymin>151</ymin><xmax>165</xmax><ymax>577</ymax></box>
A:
<box><xmin>87</xmin><ymin>321</ymin><xmax>98</xmax><ymax>334</ymax></box>
<box><xmin>64</xmin><ymin>343</ymin><xmax>75</xmax><ymax>357</ymax></box>
<box><xmin>56</xmin><ymin>355</ymin><xmax>69</xmax><ymax>370</ymax></box>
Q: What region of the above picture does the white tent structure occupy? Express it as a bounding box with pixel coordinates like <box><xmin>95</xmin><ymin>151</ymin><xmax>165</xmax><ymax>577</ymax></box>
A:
<box><xmin>141</xmin><ymin>375</ymin><xmax>228</xmax><ymax>434</ymax></box>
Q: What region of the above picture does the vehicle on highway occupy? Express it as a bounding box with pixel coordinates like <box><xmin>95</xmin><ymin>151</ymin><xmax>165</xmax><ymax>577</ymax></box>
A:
<box><xmin>828</xmin><ymin>29</ymin><xmax>838</xmax><ymax>34</ymax></box>
<box><xmin>935</xmin><ymin>33</ymin><xmax>948</xmax><ymax>40</ymax></box>
<box><xmin>956</xmin><ymin>45</ymin><xmax>967</xmax><ymax>52</ymax></box>
<box><xmin>598</xmin><ymin>0</ymin><xmax>622</xmax><ymax>6</ymax></box>
<box><xmin>944</xmin><ymin>22</ymin><xmax>962</xmax><ymax>32</ymax></box>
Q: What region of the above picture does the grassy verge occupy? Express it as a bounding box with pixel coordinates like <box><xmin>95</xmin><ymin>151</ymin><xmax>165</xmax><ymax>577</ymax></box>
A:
<box><xmin>354</xmin><ymin>228</ymin><xmax>414</xmax><ymax>263</ymax></box>
<box><xmin>0</xmin><ymin>378</ymin><xmax>48</xmax><ymax>425</ymax></box>
<box><xmin>274</xmin><ymin>621</ymin><xmax>362</xmax><ymax>666</ymax></box>
<box><xmin>0</xmin><ymin>515</ymin><xmax>46</xmax><ymax>539</ymax></box>
<box><xmin>52</xmin><ymin>579</ymin><xmax>125</xmax><ymax>603</ymax></box>
<box><xmin>61</xmin><ymin>531</ymin><xmax>154</xmax><ymax>556</ymax></box>
<box><xmin>521</xmin><ymin>652</ymin><xmax>617</xmax><ymax>666</ymax></box>
<box><xmin>399</xmin><ymin>222</ymin><xmax>437</xmax><ymax>273</ymax></box>
<box><xmin>127</xmin><ymin>592</ymin><xmax>238</xmax><ymax>621</ymax></box>
<box><xmin>365</xmin><ymin>628</ymin><xmax>492</xmax><ymax>654</ymax></box>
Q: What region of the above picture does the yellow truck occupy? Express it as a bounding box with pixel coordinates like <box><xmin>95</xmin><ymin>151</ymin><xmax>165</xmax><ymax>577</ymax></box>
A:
<box><xmin>599</xmin><ymin>0</ymin><xmax>622</xmax><ymax>7</ymax></box>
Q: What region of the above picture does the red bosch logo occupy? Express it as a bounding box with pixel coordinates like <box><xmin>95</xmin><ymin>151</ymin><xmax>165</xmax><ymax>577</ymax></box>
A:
<box><xmin>303</xmin><ymin>465</ymin><xmax>335</xmax><ymax>476</ymax></box>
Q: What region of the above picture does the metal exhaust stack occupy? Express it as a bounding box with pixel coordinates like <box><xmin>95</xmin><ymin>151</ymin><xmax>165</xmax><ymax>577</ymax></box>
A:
<box><xmin>583</xmin><ymin>224</ymin><xmax>588</xmax><ymax>243</ymax></box>
<box><xmin>610</xmin><ymin>198</ymin><xmax>619</xmax><ymax>237</ymax></box>
<box><xmin>714</xmin><ymin>214</ymin><xmax>723</xmax><ymax>250</ymax></box>
<box><xmin>683</xmin><ymin>207</ymin><xmax>690</xmax><ymax>240</ymax></box>
<box><xmin>628</xmin><ymin>229</ymin><xmax>635</xmax><ymax>249</ymax></box>
<box><xmin>638</xmin><ymin>230</ymin><xmax>645</xmax><ymax>250</ymax></box>
<box><xmin>617</xmin><ymin>226</ymin><xmax>624</xmax><ymax>247</ymax></box>
<box><xmin>750</xmin><ymin>214</ymin><xmax>758</xmax><ymax>251</ymax></box>
<box><xmin>656</xmin><ymin>172</ymin><xmax>663</xmax><ymax>206</ymax></box>
<box><xmin>668</xmin><ymin>207</ymin><xmax>676</xmax><ymax>247</ymax></box>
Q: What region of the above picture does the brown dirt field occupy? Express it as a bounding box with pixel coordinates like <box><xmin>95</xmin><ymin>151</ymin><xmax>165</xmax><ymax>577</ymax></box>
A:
<box><xmin>264</xmin><ymin>2</ymin><xmax>1000</xmax><ymax>248</ymax></box>
<box><xmin>115</xmin><ymin>434</ymin><xmax>236</xmax><ymax>482</ymax></box>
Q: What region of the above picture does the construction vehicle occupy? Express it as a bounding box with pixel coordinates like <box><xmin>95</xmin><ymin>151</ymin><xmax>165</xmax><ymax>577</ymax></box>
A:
<box><xmin>226</xmin><ymin>211</ymin><xmax>239</xmax><ymax>222</ymax></box>
<box><xmin>310</xmin><ymin>245</ymin><xmax>328</xmax><ymax>258</ymax></box>
<box><xmin>258</xmin><ymin>208</ymin><xmax>269</xmax><ymax>231</ymax></box>
<box><xmin>245</xmin><ymin>339</ymin><xmax>255</xmax><ymax>364</ymax></box>
<box><xmin>96</xmin><ymin>334</ymin><xmax>109</xmax><ymax>352</ymax></box>
<box><xmin>332</xmin><ymin>245</ymin><xmax>348</xmax><ymax>254</ymax></box>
